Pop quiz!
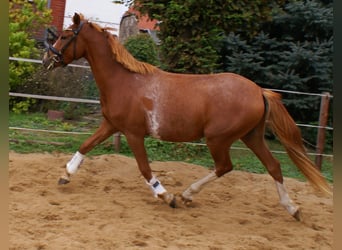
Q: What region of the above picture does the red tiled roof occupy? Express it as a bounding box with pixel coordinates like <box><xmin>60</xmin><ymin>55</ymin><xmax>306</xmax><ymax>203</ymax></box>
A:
<box><xmin>127</xmin><ymin>7</ymin><xmax>159</xmax><ymax>31</ymax></box>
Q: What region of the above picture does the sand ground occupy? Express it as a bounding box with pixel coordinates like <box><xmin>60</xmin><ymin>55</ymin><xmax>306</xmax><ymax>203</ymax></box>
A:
<box><xmin>9</xmin><ymin>152</ymin><xmax>333</xmax><ymax>249</ymax></box>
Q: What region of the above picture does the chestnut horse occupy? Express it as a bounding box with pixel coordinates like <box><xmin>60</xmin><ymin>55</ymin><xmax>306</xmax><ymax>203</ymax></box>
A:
<box><xmin>43</xmin><ymin>13</ymin><xmax>331</xmax><ymax>221</ymax></box>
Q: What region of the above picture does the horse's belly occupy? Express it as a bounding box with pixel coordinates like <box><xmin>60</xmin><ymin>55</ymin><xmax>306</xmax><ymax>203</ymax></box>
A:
<box><xmin>145</xmin><ymin>109</ymin><xmax>204</xmax><ymax>142</ymax></box>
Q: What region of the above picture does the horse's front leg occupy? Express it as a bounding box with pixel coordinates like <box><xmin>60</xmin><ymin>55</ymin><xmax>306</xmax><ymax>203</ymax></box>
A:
<box><xmin>125</xmin><ymin>134</ymin><xmax>176</xmax><ymax>208</ymax></box>
<box><xmin>59</xmin><ymin>119</ymin><xmax>116</xmax><ymax>184</ymax></box>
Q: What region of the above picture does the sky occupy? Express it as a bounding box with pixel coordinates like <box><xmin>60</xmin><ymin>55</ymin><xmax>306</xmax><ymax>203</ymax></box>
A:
<box><xmin>64</xmin><ymin>0</ymin><xmax>128</xmax><ymax>35</ymax></box>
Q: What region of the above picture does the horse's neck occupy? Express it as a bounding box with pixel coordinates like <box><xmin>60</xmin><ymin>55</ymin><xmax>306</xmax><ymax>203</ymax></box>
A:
<box><xmin>84</xmin><ymin>44</ymin><xmax>126</xmax><ymax>92</ymax></box>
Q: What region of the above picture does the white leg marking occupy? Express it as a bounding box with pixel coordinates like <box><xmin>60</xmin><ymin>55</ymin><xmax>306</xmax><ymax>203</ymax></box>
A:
<box><xmin>182</xmin><ymin>172</ymin><xmax>218</xmax><ymax>200</ymax></box>
<box><xmin>66</xmin><ymin>151</ymin><xmax>84</xmax><ymax>175</ymax></box>
<box><xmin>146</xmin><ymin>176</ymin><xmax>167</xmax><ymax>198</ymax></box>
<box><xmin>275</xmin><ymin>181</ymin><xmax>299</xmax><ymax>216</ymax></box>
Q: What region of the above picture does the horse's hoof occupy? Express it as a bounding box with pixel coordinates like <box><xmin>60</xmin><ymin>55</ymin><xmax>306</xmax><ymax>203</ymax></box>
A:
<box><xmin>180</xmin><ymin>195</ymin><xmax>192</xmax><ymax>206</ymax></box>
<box><xmin>158</xmin><ymin>193</ymin><xmax>176</xmax><ymax>208</ymax></box>
<box><xmin>169</xmin><ymin>195</ymin><xmax>177</xmax><ymax>208</ymax></box>
<box><xmin>58</xmin><ymin>177</ymin><xmax>70</xmax><ymax>185</ymax></box>
<box><xmin>293</xmin><ymin>209</ymin><xmax>302</xmax><ymax>221</ymax></box>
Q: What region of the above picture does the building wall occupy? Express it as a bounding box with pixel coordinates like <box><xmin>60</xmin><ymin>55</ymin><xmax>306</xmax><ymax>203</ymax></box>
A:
<box><xmin>49</xmin><ymin>0</ymin><xmax>66</xmax><ymax>32</ymax></box>
<box><xmin>119</xmin><ymin>8</ymin><xmax>160</xmax><ymax>44</ymax></box>
<box><xmin>119</xmin><ymin>13</ymin><xmax>139</xmax><ymax>43</ymax></box>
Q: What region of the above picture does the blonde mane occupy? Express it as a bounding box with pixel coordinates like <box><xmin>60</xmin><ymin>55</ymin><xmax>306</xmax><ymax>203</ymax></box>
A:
<box><xmin>88</xmin><ymin>22</ymin><xmax>156</xmax><ymax>74</ymax></box>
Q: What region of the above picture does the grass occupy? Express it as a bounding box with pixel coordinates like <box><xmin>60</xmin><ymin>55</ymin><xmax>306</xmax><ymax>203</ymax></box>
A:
<box><xmin>9</xmin><ymin>112</ymin><xmax>333</xmax><ymax>183</ymax></box>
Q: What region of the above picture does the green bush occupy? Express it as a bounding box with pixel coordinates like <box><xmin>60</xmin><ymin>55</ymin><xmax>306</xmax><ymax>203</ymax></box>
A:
<box><xmin>9</xmin><ymin>0</ymin><xmax>52</xmax><ymax>113</ymax></box>
<box><xmin>124</xmin><ymin>33</ymin><xmax>161</xmax><ymax>66</ymax></box>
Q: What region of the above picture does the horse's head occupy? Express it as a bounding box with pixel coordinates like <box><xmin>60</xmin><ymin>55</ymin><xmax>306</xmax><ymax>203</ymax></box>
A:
<box><xmin>43</xmin><ymin>13</ymin><xmax>86</xmax><ymax>70</ymax></box>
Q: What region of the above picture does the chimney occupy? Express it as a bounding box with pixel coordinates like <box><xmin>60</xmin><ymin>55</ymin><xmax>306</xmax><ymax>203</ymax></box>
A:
<box><xmin>49</xmin><ymin>0</ymin><xmax>66</xmax><ymax>32</ymax></box>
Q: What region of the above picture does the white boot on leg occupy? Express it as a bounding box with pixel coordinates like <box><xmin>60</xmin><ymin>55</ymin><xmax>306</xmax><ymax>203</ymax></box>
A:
<box><xmin>66</xmin><ymin>151</ymin><xmax>84</xmax><ymax>174</ymax></box>
<box><xmin>146</xmin><ymin>176</ymin><xmax>176</xmax><ymax>207</ymax></box>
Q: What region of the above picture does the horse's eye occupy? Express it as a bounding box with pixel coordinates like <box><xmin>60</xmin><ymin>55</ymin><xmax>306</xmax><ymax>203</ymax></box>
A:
<box><xmin>61</xmin><ymin>36</ymin><xmax>67</xmax><ymax>40</ymax></box>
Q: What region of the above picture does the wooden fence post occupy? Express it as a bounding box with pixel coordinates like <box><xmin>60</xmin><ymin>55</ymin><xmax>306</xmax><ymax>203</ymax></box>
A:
<box><xmin>315</xmin><ymin>92</ymin><xmax>330</xmax><ymax>170</ymax></box>
<box><xmin>113</xmin><ymin>132</ymin><xmax>122</xmax><ymax>152</ymax></box>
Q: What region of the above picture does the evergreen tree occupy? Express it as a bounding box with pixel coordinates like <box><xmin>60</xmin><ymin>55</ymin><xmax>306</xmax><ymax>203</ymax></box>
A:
<box><xmin>221</xmin><ymin>0</ymin><xmax>333</xmax><ymax>146</ymax></box>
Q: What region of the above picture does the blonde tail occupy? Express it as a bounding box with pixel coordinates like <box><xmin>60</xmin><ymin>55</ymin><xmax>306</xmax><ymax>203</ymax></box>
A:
<box><xmin>263</xmin><ymin>89</ymin><xmax>332</xmax><ymax>196</ymax></box>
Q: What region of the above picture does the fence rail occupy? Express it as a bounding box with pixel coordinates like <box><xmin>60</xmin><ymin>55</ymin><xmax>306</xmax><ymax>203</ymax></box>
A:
<box><xmin>9</xmin><ymin>92</ymin><xmax>100</xmax><ymax>104</ymax></box>
<box><xmin>9</xmin><ymin>56</ymin><xmax>90</xmax><ymax>69</ymax></box>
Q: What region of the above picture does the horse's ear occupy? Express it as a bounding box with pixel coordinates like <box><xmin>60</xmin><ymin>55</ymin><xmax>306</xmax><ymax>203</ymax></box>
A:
<box><xmin>73</xmin><ymin>13</ymin><xmax>81</xmax><ymax>25</ymax></box>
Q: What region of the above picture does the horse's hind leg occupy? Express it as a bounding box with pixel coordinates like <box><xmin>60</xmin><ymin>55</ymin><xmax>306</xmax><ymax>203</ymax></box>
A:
<box><xmin>59</xmin><ymin>119</ymin><xmax>116</xmax><ymax>184</ymax></box>
<box><xmin>241</xmin><ymin>128</ymin><xmax>301</xmax><ymax>221</ymax></box>
<box><xmin>182</xmin><ymin>138</ymin><xmax>232</xmax><ymax>203</ymax></box>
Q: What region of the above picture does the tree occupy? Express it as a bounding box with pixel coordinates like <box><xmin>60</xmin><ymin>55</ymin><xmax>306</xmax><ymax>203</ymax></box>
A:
<box><xmin>221</xmin><ymin>0</ymin><xmax>333</xmax><ymax>146</ymax></box>
<box><xmin>116</xmin><ymin>0</ymin><xmax>285</xmax><ymax>73</ymax></box>
<box><xmin>124</xmin><ymin>33</ymin><xmax>161</xmax><ymax>66</ymax></box>
<box><xmin>9</xmin><ymin>0</ymin><xmax>52</xmax><ymax>112</ymax></box>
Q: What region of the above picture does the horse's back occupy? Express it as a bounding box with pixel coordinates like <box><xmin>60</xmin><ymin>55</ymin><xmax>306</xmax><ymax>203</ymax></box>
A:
<box><xmin>197</xmin><ymin>73</ymin><xmax>265</xmax><ymax>138</ymax></box>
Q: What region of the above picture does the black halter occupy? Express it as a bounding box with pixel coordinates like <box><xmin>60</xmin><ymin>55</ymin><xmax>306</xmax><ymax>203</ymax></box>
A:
<box><xmin>44</xmin><ymin>21</ymin><xmax>84</xmax><ymax>67</ymax></box>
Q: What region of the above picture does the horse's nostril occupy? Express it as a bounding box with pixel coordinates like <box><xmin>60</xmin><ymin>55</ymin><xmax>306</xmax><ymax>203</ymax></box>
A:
<box><xmin>42</xmin><ymin>57</ymin><xmax>54</xmax><ymax>70</ymax></box>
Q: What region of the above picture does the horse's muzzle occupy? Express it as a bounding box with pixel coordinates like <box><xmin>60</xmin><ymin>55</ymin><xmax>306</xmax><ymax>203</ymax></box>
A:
<box><xmin>42</xmin><ymin>54</ymin><xmax>57</xmax><ymax>70</ymax></box>
<box><xmin>42</xmin><ymin>41</ymin><xmax>63</xmax><ymax>70</ymax></box>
